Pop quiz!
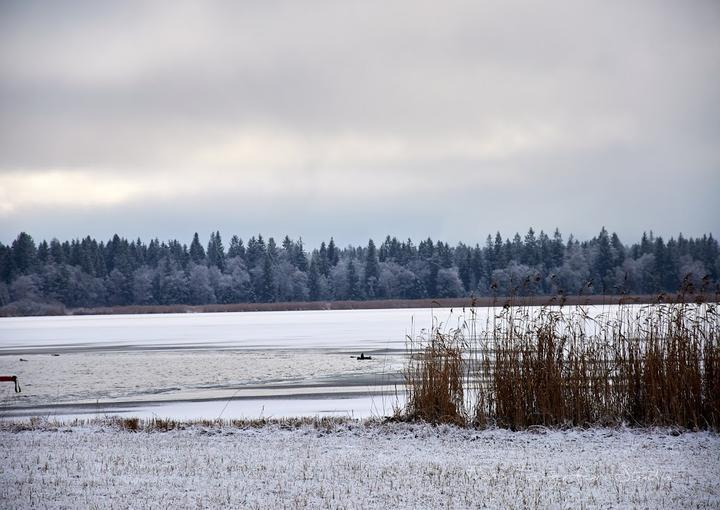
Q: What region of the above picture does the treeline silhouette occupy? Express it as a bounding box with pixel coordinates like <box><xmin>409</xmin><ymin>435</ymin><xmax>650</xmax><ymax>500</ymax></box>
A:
<box><xmin>0</xmin><ymin>228</ymin><xmax>717</xmax><ymax>314</ymax></box>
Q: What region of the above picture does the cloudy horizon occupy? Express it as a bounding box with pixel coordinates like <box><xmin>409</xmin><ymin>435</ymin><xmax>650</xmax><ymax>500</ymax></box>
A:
<box><xmin>1</xmin><ymin>0</ymin><xmax>718</xmax><ymax>247</ymax></box>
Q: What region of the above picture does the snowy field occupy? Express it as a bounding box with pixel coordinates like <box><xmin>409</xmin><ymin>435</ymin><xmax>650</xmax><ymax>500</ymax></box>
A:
<box><xmin>1</xmin><ymin>421</ymin><xmax>718</xmax><ymax>509</ymax></box>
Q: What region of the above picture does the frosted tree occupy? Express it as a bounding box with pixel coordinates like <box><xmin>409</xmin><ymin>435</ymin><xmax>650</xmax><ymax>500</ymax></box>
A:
<box><xmin>188</xmin><ymin>264</ymin><xmax>215</xmax><ymax>304</ymax></box>
<box><xmin>275</xmin><ymin>260</ymin><xmax>297</xmax><ymax>302</ymax></box>
<box><xmin>289</xmin><ymin>268</ymin><xmax>309</xmax><ymax>301</ymax></box>
<box><xmin>0</xmin><ymin>282</ymin><xmax>9</xmax><ymax>306</ymax></box>
<box><xmin>160</xmin><ymin>269</ymin><xmax>189</xmax><ymax>305</ymax></box>
<box><xmin>554</xmin><ymin>245</ymin><xmax>592</xmax><ymax>295</ymax></box>
<box><xmin>132</xmin><ymin>267</ymin><xmax>155</xmax><ymax>305</ymax></box>
<box><xmin>10</xmin><ymin>274</ymin><xmax>41</xmax><ymax>301</ymax></box>
<box><xmin>106</xmin><ymin>269</ymin><xmax>132</xmax><ymax>306</ymax></box>
<box><xmin>435</xmin><ymin>268</ymin><xmax>464</xmax><ymax>298</ymax></box>
<box><xmin>377</xmin><ymin>262</ymin><xmax>425</xmax><ymax>299</ymax></box>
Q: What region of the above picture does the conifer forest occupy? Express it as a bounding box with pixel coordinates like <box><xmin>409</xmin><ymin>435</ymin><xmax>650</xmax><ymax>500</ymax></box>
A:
<box><xmin>1</xmin><ymin>229</ymin><xmax>717</xmax><ymax>314</ymax></box>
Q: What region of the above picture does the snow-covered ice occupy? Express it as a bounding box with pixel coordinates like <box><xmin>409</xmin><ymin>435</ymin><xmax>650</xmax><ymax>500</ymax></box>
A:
<box><xmin>0</xmin><ymin>308</ymin><xmax>441</xmax><ymax>352</ymax></box>
<box><xmin>1</xmin><ymin>422</ymin><xmax>718</xmax><ymax>509</ymax></box>
<box><xmin>0</xmin><ymin>308</ymin><xmax>420</xmax><ymax>419</ymax></box>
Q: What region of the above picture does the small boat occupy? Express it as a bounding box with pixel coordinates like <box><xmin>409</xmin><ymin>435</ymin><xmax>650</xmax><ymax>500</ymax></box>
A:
<box><xmin>356</xmin><ymin>353</ymin><xmax>372</xmax><ymax>360</ymax></box>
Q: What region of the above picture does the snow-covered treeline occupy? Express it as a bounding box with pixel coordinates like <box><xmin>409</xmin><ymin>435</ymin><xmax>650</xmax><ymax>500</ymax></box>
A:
<box><xmin>1</xmin><ymin>228</ymin><xmax>718</xmax><ymax>312</ymax></box>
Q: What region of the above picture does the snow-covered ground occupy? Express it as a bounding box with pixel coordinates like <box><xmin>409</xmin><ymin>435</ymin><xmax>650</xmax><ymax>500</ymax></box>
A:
<box><xmin>1</xmin><ymin>422</ymin><xmax>718</xmax><ymax>509</ymax></box>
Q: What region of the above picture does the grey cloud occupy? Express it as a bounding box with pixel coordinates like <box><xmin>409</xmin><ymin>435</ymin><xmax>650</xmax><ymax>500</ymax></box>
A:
<box><xmin>0</xmin><ymin>0</ymin><xmax>718</xmax><ymax>242</ymax></box>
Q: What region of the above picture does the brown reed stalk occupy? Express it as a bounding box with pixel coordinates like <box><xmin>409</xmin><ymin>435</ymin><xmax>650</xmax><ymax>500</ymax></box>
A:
<box><xmin>403</xmin><ymin>290</ymin><xmax>720</xmax><ymax>430</ymax></box>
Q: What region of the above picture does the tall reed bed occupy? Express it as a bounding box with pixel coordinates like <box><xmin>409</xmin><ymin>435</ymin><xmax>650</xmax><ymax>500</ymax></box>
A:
<box><xmin>403</xmin><ymin>293</ymin><xmax>719</xmax><ymax>429</ymax></box>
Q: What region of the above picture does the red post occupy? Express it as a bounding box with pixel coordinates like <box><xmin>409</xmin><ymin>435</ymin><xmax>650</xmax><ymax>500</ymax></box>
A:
<box><xmin>0</xmin><ymin>375</ymin><xmax>21</xmax><ymax>392</ymax></box>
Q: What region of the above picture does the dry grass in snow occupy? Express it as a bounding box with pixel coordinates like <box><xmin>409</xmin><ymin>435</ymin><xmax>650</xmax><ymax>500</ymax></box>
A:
<box><xmin>1</xmin><ymin>421</ymin><xmax>718</xmax><ymax>509</ymax></box>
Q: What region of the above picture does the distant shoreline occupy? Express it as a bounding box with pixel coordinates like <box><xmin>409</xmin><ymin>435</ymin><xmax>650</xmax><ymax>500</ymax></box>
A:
<box><xmin>34</xmin><ymin>292</ymin><xmax>714</xmax><ymax>317</ymax></box>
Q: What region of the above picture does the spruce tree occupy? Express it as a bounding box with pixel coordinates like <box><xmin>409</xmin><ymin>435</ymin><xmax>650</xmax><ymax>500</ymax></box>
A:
<box><xmin>267</xmin><ymin>237</ymin><xmax>278</xmax><ymax>259</ymax></box>
<box><xmin>261</xmin><ymin>254</ymin><xmax>275</xmax><ymax>302</ymax></box>
<box><xmin>347</xmin><ymin>259</ymin><xmax>361</xmax><ymax>300</ymax></box>
<box><xmin>493</xmin><ymin>232</ymin><xmax>505</xmax><ymax>268</ymax></box>
<box><xmin>595</xmin><ymin>227</ymin><xmax>612</xmax><ymax>291</ymax></box>
<box><xmin>484</xmin><ymin>235</ymin><xmax>495</xmax><ymax>275</ymax></box>
<box><xmin>308</xmin><ymin>257</ymin><xmax>321</xmax><ymax>301</ymax></box>
<box><xmin>228</xmin><ymin>235</ymin><xmax>246</xmax><ymax>260</ymax></box>
<box><xmin>207</xmin><ymin>231</ymin><xmax>226</xmax><ymax>271</ymax></box>
<box><xmin>379</xmin><ymin>236</ymin><xmax>391</xmax><ymax>262</ymax></box>
<box><xmin>294</xmin><ymin>239</ymin><xmax>308</xmax><ymax>271</ymax></box>
<box><xmin>419</xmin><ymin>238</ymin><xmax>434</xmax><ymax>260</ymax></box>
<box><xmin>523</xmin><ymin>228</ymin><xmax>538</xmax><ymax>266</ymax></box>
<box><xmin>37</xmin><ymin>240</ymin><xmax>49</xmax><ymax>264</ymax></box>
<box><xmin>246</xmin><ymin>236</ymin><xmax>265</xmax><ymax>268</ymax></box>
<box><xmin>471</xmin><ymin>246</ymin><xmax>484</xmax><ymax>288</ymax></box>
<box><xmin>11</xmin><ymin>232</ymin><xmax>37</xmax><ymax>276</ymax></box>
<box><xmin>610</xmin><ymin>233</ymin><xmax>625</xmax><ymax>267</ymax></box>
<box><xmin>640</xmin><ymin>232</ymin><xmax>653</xmax><ymax>255</ymax></box>
<box><xmin>282</xmin><ymin>235</ymin><xmax>293</xmax><ymax>256</ymax></box>
<box><xmin>0</xmin><ymin>244</ymin><xmax>12</xmax><ymax>283</ymax></box>
<box><xmin>147</xmin><ymin>239</ymin><xmax>160</xmax><ymax>266</ymax></box>
<box><xmin>458</xmin><ymin>251</ymin><xmax>472</xmax><ymax>291</ymax></box>
<box><xmin>511</xmin><ymin>233</ymin><xmax>523</xmax><ymax>262</ymax></box>
<box><xmin>364</xmin><ymin>239</ymin><xmax>380</xmax><ymax>298</ymax></box>
<box><xmin>49</xmin><ymin>239</ymin><xmax>65</xmax><ymax>264</ymax></box>
<box><xmin>318</xmin><ymin>242</ymin><xmax>330</xmax><ymax>276</ymax></box>
<box><xmin>327</xmin><ymin>238</ymin><xmax>339</xmax><ymax>266</ymax></box>
<box><xmin>426</xmin><ymin>260</ymin><xmax>439</xmax><ymax>298</ymax></box>
<box><xmin>551</xmin><ymin>229</ymin><xmax>564</xmax><ymax>267</ymax></box>
<box><xmin>189</xmin><ymin>232</ymin><xmax>206</xmax><ymax>264</ymax></box>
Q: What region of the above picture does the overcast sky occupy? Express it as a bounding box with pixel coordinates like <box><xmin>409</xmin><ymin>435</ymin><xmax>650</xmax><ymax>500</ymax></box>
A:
<box><xmin>1</xmin><ymin>0</ymin><xmax>718</xmax><ymax>248</ymax></box>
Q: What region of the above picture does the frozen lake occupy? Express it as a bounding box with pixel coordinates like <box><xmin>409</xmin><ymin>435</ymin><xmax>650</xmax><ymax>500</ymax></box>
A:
<box><xmin>0</xmin><ymin>308</ymin><xmax>455</xmax><ymax>420</ymax></box>
<box><xmin>0</xmin><ymin>302</ymin><xmax>673</xmax><ymax>420</ymax></box>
